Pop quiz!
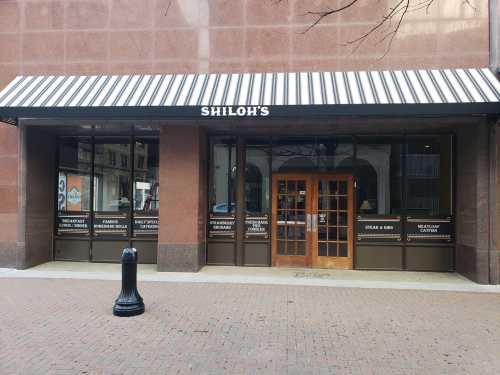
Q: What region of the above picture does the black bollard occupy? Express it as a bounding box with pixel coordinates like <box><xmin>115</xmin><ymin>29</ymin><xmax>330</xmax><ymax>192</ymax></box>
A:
<box><xmin>113</xmin><ymin>248</ymin><xmax>145</xmax><ymax>317</ymax></box>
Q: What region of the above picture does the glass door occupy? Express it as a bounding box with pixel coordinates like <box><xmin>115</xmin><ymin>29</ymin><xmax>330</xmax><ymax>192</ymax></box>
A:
<box><xmin>92</xmin><ymin>137</ymin><xmax>131</xmax><ymax>261</ymax></box>
<box><xmin>271</xmin><ymin>174</ymin><xmax>313</xmax><ymax>267</ymax></box>
<box><xmin>54</xmin><ymin>137</ymin><xmax>92</xmax><ymax>261</ymax></box>
<box><xmin>271</xmin><ymin>173</ymin><xmax>354</xmax><ymax>269</ymax></box>
<box><xmin>312</xmin><ymin>174</ymin><xmax>354</xmax><ymax>269</ymax></box>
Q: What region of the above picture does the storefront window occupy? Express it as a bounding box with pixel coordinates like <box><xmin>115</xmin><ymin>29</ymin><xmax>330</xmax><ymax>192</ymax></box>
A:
<box><xmin>406</xmin><ymin>136</ymin><xmax>452</xmax><ymax>216</ymax></box>
<box><xmin>56</xmin><ymin>137</ymin><xmax>92</xmax><ymax>236</ymax></box>
<box><xmin>245</xmin><ymin>143</ymin><xmax>270</xmax><ymax>214</ymax></box>
<box><xmin>133</xmin><ymin>138</ymin><xmax>159</xmax><ymax>212</ymax></box>
<box><xmin>57</xmin><ymin>137</ymin><xmax>92</xmax><ymax>212</ymax></box>
<box><xmin>94</xmin><ymin>138</ymin><xmax>131</xmax><ymax>213</ymax></box>
<box><xmin>209</xmin><ymin>138</ymin><xmax>236</xmax><ymax>214</ymax></box>
<box><xmin>316</xmin><ymin>137</ymin><xmax>354</xmax><ymax>172</ymax></box>
<box><xmin>356</xmin><ymin>137</ymin><xmax>403</xmax><ymax>215</ymax></box>
<box><xmin>272</xmin><ymin>138</ymin><xmax>316</xmax><ymax>172</ymax></box>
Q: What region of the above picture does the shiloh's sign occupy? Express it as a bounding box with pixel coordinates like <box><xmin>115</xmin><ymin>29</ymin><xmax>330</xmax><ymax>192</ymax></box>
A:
<box><xmin>201</xmin><ymin>106</ymin><xmax>270</xmax><ymax>117</ymax></box>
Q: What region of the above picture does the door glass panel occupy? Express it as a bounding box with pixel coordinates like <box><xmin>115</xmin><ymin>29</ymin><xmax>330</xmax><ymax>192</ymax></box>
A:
<box><xmin>93</xmin><ymin>137</ymin><xmax>130</xmax><ymax>237</ymax></box>
<box><xmin>318</xmin><ymin>242</ymin><xmax>327</xmax><ymax>256</ymax></box>
<box><xmin>328</xmin><ymin>243</ymin><xmax>337</xmax><ymax>257</ymax></box>
<box><xmin>317</xmin><ymin>177</ymin><xmax>350</xmax><ymax>260</ymax></box>
<box><xmin>319</xmin><ymin>226</ymin><xmax>327</xmax><ymax>240</ymax></box>
<box><xmin>328</xmin><ymin>227</ymin><xmax>337</xmax><ymax>241</ymax></box>
<box><xmin>275</xmin><ymin>178</ymin><xmax>307</xmax><ymax>256</ymax></box>
<box><xmin>277</xmin><ymin>226</ymin><xmax>285</xmax><ymax>239</ymax></box>
<box><xmin>339</xmin><ymin>243</ymin><xmax>348</xmax><ymax>257</ymax></box>
<box><xmin>328</xmin><ymin>212</ymin><xmax>337</xmax><ymax>225</ymax></box>
<box><xmin>339</xmin><ymin>197</ymin><xmax>347</xmax><ymax>210</ymax></box>
<box><xmin>338</xmin><ymin>181</ymin><xmax>347</xmax><ymax>194</ymax></box>
<box><xmin>209</xmin><ymin>138</ymin><xmax>236</xmax><ymax>214</ymax></box>
<box><xmin>339</xmin><ymin>212</ymin><xmax>347</xmax><ymax>225</ymax></box>
<box><xmin>56</xmin><ymin>137</ymin><xmax>92</xmax><ymax>237</ymax></box>
<box><xmin>329</xmin><ymin>197</ymin><xmax>337</xmax><ymax>210</ymax></box>
<box><xmin>339</xmin><ymin>227</ymin><xmax>347</xmax><ymax>241</ymax></box>
<box><xmin>296</xmin><ymin>241</ymin><xmax>305</xmax><ymax>255</ymax></box>
<box><xmin>277</xmin><ymin>241</ymin><xmax>286</xmax><ymax>254</ymax></box>
<box><xmin>133</xmin><ymin>138</ymin><xmax>159</xmax><ymax>237</ymax></box>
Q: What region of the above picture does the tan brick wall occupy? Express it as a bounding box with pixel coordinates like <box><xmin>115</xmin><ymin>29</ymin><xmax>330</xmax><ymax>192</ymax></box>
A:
<box><xmin>0</xmin><ymin>0</ymin><xmax>491</xmax><ymax>88</ymax></box>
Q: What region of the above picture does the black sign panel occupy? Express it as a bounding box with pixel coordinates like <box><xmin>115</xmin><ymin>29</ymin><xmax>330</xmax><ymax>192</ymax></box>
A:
<box><xmin>93</xmin><ymin>213</ymin><xmax>128</xmax><ymax>237</ymax></box>
<box><xmin>406</xmin><ymin>217</ymin><xmax>453</xmax><ymax>242</ymax></box>
<box><xmin>133</xmin><ymin>215</ymin><xmax>159</xmax><ymax>236</ymax></box>
<box><xmin>56</xmin><ymin>212</ymin><xmax>90</xmax><ymax>236</ymax></box>
<box><xmin>208</xmin><ymin>214</ymin><xmax>235</xmax><ymax>238</ymax></box>
<box><xmin>245</xmin><ymin>215</ymin><xmax>269</xmax><ymax>239</ymax></box>
<box><xmin>356</xmin><ymin>215</ymin><xmax>402</xmax><ymax>242</ymax></box>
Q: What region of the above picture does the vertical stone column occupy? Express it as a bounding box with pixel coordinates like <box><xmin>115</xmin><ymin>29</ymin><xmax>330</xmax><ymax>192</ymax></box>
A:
<box><xmin>17</xmin><ymin>124</ymin><xmax>55</xmax><ymax>269</ymax></box>
<box><xmin>456</xmin><ymin>121</ymin><xmax>496</xmax><ymax>284</ymax></box>
<box><xmin>157</xmin><ymin>126</ymin><xmax>207</xmax><ymax>272</ymax></box>
<box><xmin>0</xmin><ymin>124</ymin><xmax>19</xmax><ymax>267</ymax></box>
<box><xmin>490</xmin><ymin>121</ymin><xmax>500</xmax><ymax>284</ymax></box>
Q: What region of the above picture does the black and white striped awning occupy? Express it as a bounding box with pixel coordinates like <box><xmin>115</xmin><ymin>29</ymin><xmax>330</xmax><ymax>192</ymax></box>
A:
<box><xmin>0</xmin><ymin>68</ymin><xmax>499</xmax><ymax>124</ymax></box>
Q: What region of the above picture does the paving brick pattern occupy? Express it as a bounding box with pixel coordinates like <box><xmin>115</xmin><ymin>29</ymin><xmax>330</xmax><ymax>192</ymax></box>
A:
<box><xmin>1</xmin><ymin>278</ymin><xmax>500</xmax><ymax>375</ymax></box>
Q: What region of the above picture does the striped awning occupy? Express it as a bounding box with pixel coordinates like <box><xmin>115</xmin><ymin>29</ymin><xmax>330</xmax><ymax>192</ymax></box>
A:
<box><xmin>0</xmin><ymin>68</ymin><xmax>499</xmax><ymax>124</ymax></box>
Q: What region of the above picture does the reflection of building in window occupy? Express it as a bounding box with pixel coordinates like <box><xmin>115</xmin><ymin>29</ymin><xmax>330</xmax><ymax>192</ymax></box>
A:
<box><xmin>245</xmin><ymin>164</ymin><xmax>263</xmax><ymax>212</ymax></box>
<box><xmin>407</xmin><ymin>153</ymin><xmax>440</xmax><ymax>212</ymax></box>
<box><xmin>137</xmin><ymin>156</ymin><xmax>145</xmax><ymax>170</ymax></box>
<box><xmin>356</xmin><ymin>144</ymin><xmax>394</xmax><ymax>215</ymax></box>
<box><xmin>120</xmin><ymin>154</ymin><xmax>128</xmax><ymax>169</ymax></box>
<box><xmin>95</xmin><ymin>143</ymin><xmax>131</xmax><ymax>212</ymax></box>
<box><xmin>108</xmin><ymin>151</ymin><xmax>116</xmax><ymax>166</ymax></box>
<box><xmin>211</xmin><ymin>142</ymin><xmax>236</xmax><ymax>213</ymax></box>
<box><xmin>245</xmin><ymin>145</ymin><xmax>270</xmax><ymax>214</ymax></box>
<box><xmin>271</xmin><ymin>142</ymin><xmax>353</xmax><ymax>172</ymax></box>
<box><xmin>133</xmin><ymin>140</ymin><xmax>159</xmax><ymax>212</ymax></box>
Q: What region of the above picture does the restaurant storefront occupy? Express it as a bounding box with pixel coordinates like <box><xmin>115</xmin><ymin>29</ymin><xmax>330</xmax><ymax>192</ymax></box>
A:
<box><xmin>55</xmin><ymin>136</ymin><xmax>159</xmax><ymax>263</ymax></box>
<box><xmin>0</xmin><ymin>68</ymin><xmax>499</xmax><ymax>283</ymax></box>
<box><xmin>206</xmin><ymin>134</ymin><xmax>454</xmax><ymax>271</ymax></box>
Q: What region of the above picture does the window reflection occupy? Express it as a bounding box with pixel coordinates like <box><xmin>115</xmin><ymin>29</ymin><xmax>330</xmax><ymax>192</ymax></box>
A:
<box><xmin>209</xmin><ymin>138</ymin><xmax>236</xmax><ymax>214</ymax></box>
<box><xmin>245</xmin><ymin>143</ymin><xmax>270</xmax><ymax>214</ymax></box>
<box><xmin>57</xmin><ymin>137</ymin><xmax>91</xmax><ymax>212</ymax></box>
<box><xmin>406</xmin><ymin>136</ymin><xmax>452</xmax><ymax>216</ymax></box>
<box><xmin>356</xmin><ymin>138</ymin><xmax>403</xmax><ymax>215</ymax></box>
<box><xmin>94</xmin><ymin>138</ymin><xmax>131</xmax><ymax>212</ymax></box>
<box><xmin>316</xmin><ymin>138</ymin><xmax>354</xmax><ymax>172</ymax></box>
<box><xmin>271</xmin><ymin>139</ymin><xmax>316</xmax><ymax>172</ymax></box>
<box><xmin>133</xmin><ymin>138</ymin><xmax>159</xmax><ymax>213</ymax></box>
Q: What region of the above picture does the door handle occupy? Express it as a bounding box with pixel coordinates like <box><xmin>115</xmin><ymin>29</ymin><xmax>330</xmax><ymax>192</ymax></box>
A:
<box><xmin>306</xmin><ymin>214</ymin><xmax>311</xmax><ymax>232</ymax></box>
<box><xmin>312</xmin><ymin>214</ymin><xmax>318</xmax><ymax>232</ymax></box>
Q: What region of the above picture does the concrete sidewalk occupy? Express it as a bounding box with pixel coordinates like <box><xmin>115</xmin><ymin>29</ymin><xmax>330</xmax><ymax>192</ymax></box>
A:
<box><xmin>1</xmin><ymin>261</ymin><xmax>500</xmax><ymax>293</ymax></box>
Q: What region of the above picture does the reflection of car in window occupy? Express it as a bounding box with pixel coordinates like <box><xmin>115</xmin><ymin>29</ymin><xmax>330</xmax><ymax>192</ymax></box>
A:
<box><xmin>212</xmin><ymin>203</ymin><xmax>235</xmax><ymax>213</ymax></box>
<box><xmin>109</xmin><ymin>197</ymin><xmax>130</xmax><ymax>211</ymax></box>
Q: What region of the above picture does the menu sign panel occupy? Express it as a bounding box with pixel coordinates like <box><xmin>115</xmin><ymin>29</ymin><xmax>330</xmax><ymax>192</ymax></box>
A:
<box><xmin>356</xmin><ymin>216</ymin><xmax>402</xmax><ymax>242</ymax></box>
<box><xmin>406</xmin><ymin>217</ymin><xmax>453</xmax><ymax>242</ymax></box>
<box><xmin>57</xmin><ymin>212</ymin><xmax>90</xmax><ymax>236</ymax></box>
<box><xmin>245</xmin><ymin>215</ymin><xmax>269</xmax><ymax>239</ymax></box>
<box><xmin>208</xmin><ymin>214</ymin><xmax>235</xmax><ymax>238</ymax></box>
<box><xmin>94</xmin><ymin>213</ymin><xmax>128</xmax><ymax>237</ymax></box>
<box><xmin>133</xmin><ymin>215</ymin><xmax>159</xmax><ymax>236</ymax></box>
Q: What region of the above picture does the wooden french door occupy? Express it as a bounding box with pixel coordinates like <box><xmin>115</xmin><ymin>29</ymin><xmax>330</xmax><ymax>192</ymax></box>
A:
<box><xmin>271</xmin><ymin>173</ymin><xmax>354</xmax><ymax>269</ymax></box>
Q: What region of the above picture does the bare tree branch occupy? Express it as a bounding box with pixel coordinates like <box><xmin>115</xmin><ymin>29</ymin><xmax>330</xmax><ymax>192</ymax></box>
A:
<box><xmin>296</xmin><ymin>0</ymin><xmax>480</xmax><ymax>58</ymax></box>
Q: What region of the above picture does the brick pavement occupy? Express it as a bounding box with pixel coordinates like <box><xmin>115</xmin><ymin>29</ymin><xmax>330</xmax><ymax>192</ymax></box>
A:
<box><xmin>1</xmin><ymin>278</ymin><xmax>500</xmax><ymax>375</ymax></box>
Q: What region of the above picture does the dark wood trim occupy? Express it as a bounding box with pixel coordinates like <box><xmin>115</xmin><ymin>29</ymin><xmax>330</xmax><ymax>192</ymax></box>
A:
<box><xmin>235</xmin><ymin>136</ymin><xmax>246</xmax><ymax>266</ymax></box>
